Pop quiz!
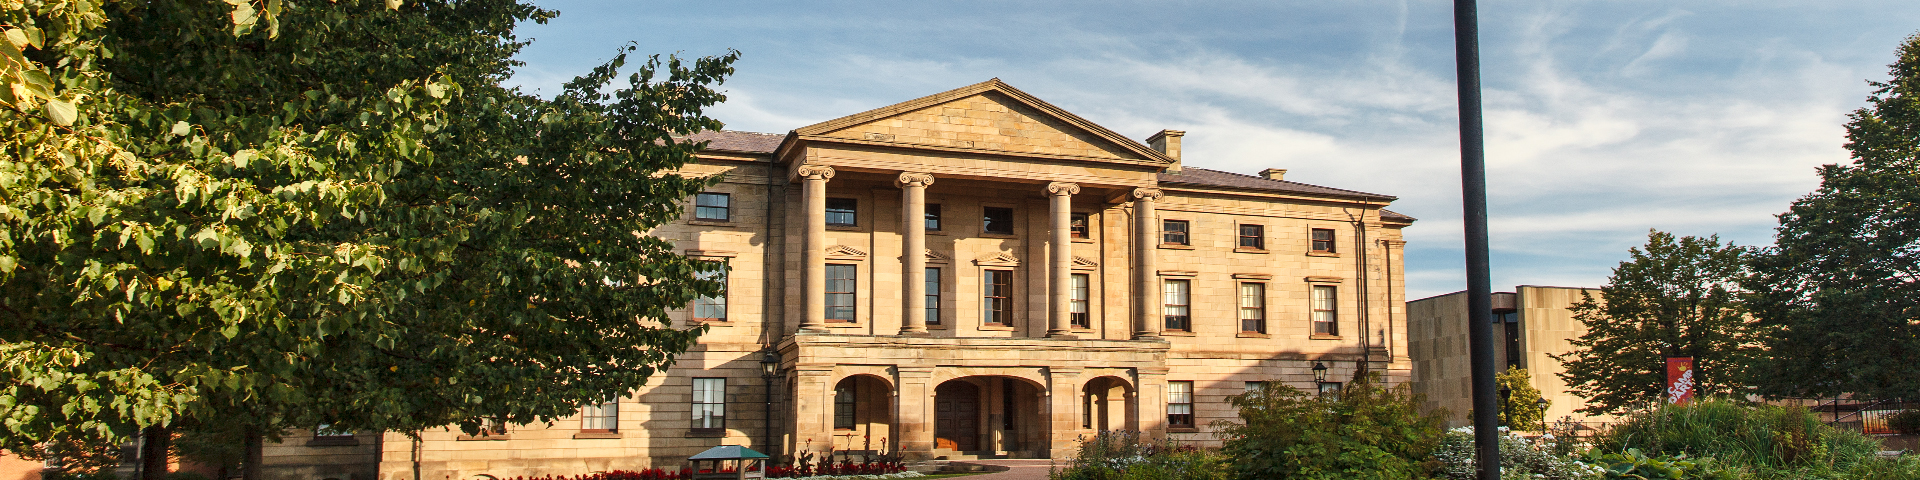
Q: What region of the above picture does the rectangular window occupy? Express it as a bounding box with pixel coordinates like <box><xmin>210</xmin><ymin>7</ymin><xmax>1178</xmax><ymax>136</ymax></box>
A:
<box><xmin>1239</xmin><ymin>282</ymin><xmax>1266</xmax><ymax>333</ymax></box>
<box><xmin>833</xmin><ymin>383</ymin><xmax>856</xmax><ymax>430</ymax></box>
<box><xmin>1167</xmin><ymin>381</ymin><xmax>1194</xmax><ymax>428</ymax></box>
<box><xmin>1319</xmin><ymin>382</ymin><xmax>1342</xmax><ymax>398</ymax></box>
<box><xmin>693</xmin><ymin>266</ymin><xmax>727</xmax><ymax>321</ymax></box>
<box><xmin>1311</xmin><ymin>228</ymin><xmax>1336</xmax><ymax>253</ymax></box>
<box><xmin>926</xmin><ymin>204</ymin><xmax>942</xmax><ymax>231</ymax></box>
<box><xmin>1312</xmin><ymin>285</ymin><xmax>1338</xmax><ymax>336</ymax></box>
<box><xmin>1070</xmin><ymin>273</ymin><xmax>1091</xmax><ymax>328</ymax></box>
<box><xmin>1070</xmin><ymin>213</ymin><xmax>1090</xmax><ymax>239</ymax></box>
<box><xmin>581</xmin><ymin>397</ymin><xmax>619</xmax><ymax>432</ymax></box>
<box><xmin>314</xmin><ymin>424</ymin><xmax>353</xmax><ymax>438</ymax></box>
<box><xmin>1244</xmin><ymin>381</ymin><xmax>1265</xmax><ymax>395</ymax></box>
<box><xmin>1163</xmin><ymin>220</ymin><xmax>1190</xmax><ymax>245</ymax></box>
<box><xmin>926</xmin><ymin>267</ymin><xmax>942</xmax><ymax>325</ymax></box>
<box><xmin>694</xmin><ymin>192</ymin><xmax>730</xmax><ymax>221</ymax></box>
<box><xmin>1163</xmin><ymin>279</ymin><xmax>1191</xmax><ymax>332</ymax></box>
<box><xmin>691</xmin><ymin>378</ymin><xmax>726</xmax><ymax>430</ymax></box>
<box><xmin>826</xmin><ymin>264</ymin><xmax>857</xmax><ymax>322</ymax></box>
<box><xmin>984</xmin><ymin>269</ymin><xmax>1014</xmax><ymax>325</ymax></box>
<box><xmin>826</xmin><ymin>198</ymin><xmax>857</xmax><ymax>227</ymax></box>
<box><xmin>1238</xmin><ymin>224</ymin><xmax>1265</xmax><ymax>250</ymax></box>
<box><xmin>983</xmin><ymin>207</ymin><xmax>1015</xmax><ymax>234</ymax></box>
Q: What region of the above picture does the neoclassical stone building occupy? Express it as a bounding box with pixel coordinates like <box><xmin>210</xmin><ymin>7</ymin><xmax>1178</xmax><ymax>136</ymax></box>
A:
<box><xmin>259</xmin><ymin>79</ymin><xmax>1416</xmax><ymax>480</ymax></box>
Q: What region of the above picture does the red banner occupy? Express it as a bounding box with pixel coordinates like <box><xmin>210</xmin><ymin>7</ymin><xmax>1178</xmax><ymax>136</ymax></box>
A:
<box><xmin>1666</xmin><ymin>357</ymin><xmax>1696</xmax><ymax>404</ymax></box>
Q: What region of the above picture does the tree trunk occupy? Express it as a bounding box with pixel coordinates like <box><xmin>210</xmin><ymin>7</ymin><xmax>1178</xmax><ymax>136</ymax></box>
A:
<box><xmin>243</xmin><ymin>427</ymin><xmax>264</xmax><ymax>480</ymax></box>
<box><xmin>141</xmin><ymin>425</ymin><xmax>171</xmax><ymax>480</ymax></box>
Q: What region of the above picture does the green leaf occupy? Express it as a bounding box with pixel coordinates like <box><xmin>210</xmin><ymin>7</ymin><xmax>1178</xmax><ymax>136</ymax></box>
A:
<box><xmin>44</xmin><ymin>99</ymin><xmax>76</xmax><ymax>126</ymax></box>
<box><xmin>3</xmin><ymin>29</ymin><xmax>27</xmax><ymax>49</ymax></box>
<box><xmin>171</xmin><ymin>121</ymin><xmax>191</xmax><ymax>136</ymax></box>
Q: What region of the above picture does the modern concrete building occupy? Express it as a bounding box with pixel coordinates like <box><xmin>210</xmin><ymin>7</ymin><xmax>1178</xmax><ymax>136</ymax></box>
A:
<box><xmin>1407</xmin><ymin>285</ymin><xmax>1614</xmax><ymax>428</ymax></box>
<box><xmin>247</xmin><ymin>79</ymin><xmax>1417</xmax><ymax>480</ymax></box>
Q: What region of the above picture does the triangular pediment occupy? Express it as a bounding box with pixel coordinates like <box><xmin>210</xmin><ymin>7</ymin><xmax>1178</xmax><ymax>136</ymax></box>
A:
<box><xmin>973</xmin><ymin>252</ymin><xmax>1020</xmax><ymax>266</ymax></box>
<box><xmin>826</xmin><ymin>245</ymin><xmax>868</xmax><ymax>260</ymax></box>
<box><xmin>1071</xmin><ymin>255</ymin><xmax>1099</xmax><ymax>271</ymax></box>
<box><xmin>925</xmin><ymin>250</ymin><xmax>951</xmax><ymax>264</ymax></box>
<box><xmin>793</xmin><ymin>79</ymin><xmax>1174</xmax><ymax>165</ymax></box>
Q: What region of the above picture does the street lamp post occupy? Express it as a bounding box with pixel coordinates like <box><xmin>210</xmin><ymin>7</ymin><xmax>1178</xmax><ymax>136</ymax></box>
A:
<box><xmin>760</xmin><ymin>350</ymin><xmax>780</xmax><ymax>461</ymax></box>
<box><xmin>1499</xmin><ymin>386</ymin><xmax>1512</xmax><ymax>428</ymax></box>
<box><xmin>1535</xmin><ymin>397</ymin><xmax>1550</xmax><ymax>431</ymax></box>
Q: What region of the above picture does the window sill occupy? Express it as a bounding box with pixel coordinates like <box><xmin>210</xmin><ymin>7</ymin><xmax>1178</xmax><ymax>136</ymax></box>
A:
<box><xmin>1167</xmin><ymin>427</ymin><xmax>1200</xmax><ymax>433</ymax></box>
<box><xmin>1307</xmin><ymin>251</ymin><xmax>1341</xmax><ymax>257</ymax></box>
<box><xmin>825</xmin><ymin>322</ymin><xmax>863</xmax><ymax>328</ymax></box>
<box><xmin>1310</xmin><ymin>334</ymin><xmax>1343</xmax><ymax>340</ymax></box>
<box><xmin>1071</xmin><ymin>238</ymin><xmax>1096</xmax><ymax>244</ymax></box>
<box><xmin>979</xmin><ymin>324</ymin><xmax>1016</xmax><ymax>331</ymax></box>
<box><xmin>1158</xmin><ymin>244</ymin><xmax>1194</xmax><ymax>250</ymax></box>
<box><xmin>693</xmin><ymin>319</ymin><xmax>730</xmax><ymax>326</ymax></box>
<box><xmin>1234</xmin><ymin>247</ymin><xmax>1269</xmax><ymax>254</ymax></box>
<box><xmin>927</xmin><ymin>229</ymin><xmax>947</xmax><ymax>236</ymax></box>
<box><xmin>455</xmin><ymin>434</ymin><xmax>510</xmax><ymax>441</ymax></box>
<box><xmin>687</xmin><ymin>219</ymin><xmax>735</xmax><ymax>227</ymax></box>
<box><xmin>1236</xmin><ymin>332</ymin><xmax>1270</xmax><ymax>338</ymax></box>
<box><xmin>980</xmin><ymin>232</ymin><xmax>1018</xmax><ymax>239</ymax></box>
<box><xmin>685</xmin><ymin>429</ymin><xmax>727</xmax><ymax>438</ymax></box>
<box><xmin>1161</xmin><ymin>330</ymin><xmax>1195</xmax><ymax>337</ymax></box>
<box><xmin>306</xmin><ymin>436</ymin><xmax>360</xmax><ymax>447</ymax></box>
<box><xmin>826</xmin><ymin>225</ymin><xmax>862</xmax><ymax>231</ymax></box>
<box><xmin>926</xmin><ymin>323</ymin><xmax>950</xmax><ymax>330</ymax></box>
<box><xmin>573</xmin><ymin>431</ymin><xmax>623</xmax><ymax>439</ymax></box>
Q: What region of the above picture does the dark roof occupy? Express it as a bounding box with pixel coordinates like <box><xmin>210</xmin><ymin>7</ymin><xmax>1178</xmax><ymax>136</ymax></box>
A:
<box><xmin>688</xmin><ymin>445</ymin><xmax>770</xmax><ymax>460</ymax></box>
<box><xmin>683</xmin><ymin>130</ymin><xmax>784</xmax><ymax>154</ymax></box>
<box><xmin>1159</xmin><ymin>167</ymin><xmax>1395</xmax><ymax>201</ymax></box>
<box><xmin>1381</xmin><ymin>209</ymin><xmax>1416</xmax><ymax>223</ymax></box>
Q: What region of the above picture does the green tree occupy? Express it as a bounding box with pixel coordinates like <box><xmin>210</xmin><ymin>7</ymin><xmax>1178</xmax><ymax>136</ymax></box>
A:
<box><xmin>1743</xmin><ymin>33</ymin><xmax>1920</xmax><ymax>402</ymax></box>
<box><xmin>1552</xmin><ymin>230</ymin><xmax>1755</xmax><ymax>415</ymax></box>
<box><xmin>1476</xmin><ymin>366</ymin><xmax>1549</xmax><ymax>432</ymax></box>
<box><xmin>1215</xmin><ymin>372</ymin><xmax>1447</xmax><ymax>480</ymax></box>
<box><xmin>0</xmin><ymin>0</ymin><xmax>734</xmax><ymax>470</ymax></box>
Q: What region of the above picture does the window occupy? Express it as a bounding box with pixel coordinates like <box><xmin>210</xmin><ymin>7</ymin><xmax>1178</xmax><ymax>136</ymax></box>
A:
<box><xmin>826</xmin><ymin>198</ymin><xmax>857</xmax><ymax>227</ymax></box>
<box><xmin>694</xmin><ymin>193</ymin><xmax>730</xmax><ymax>221</ymax></box>
<box><xmin>691</xmin><ymin>378</ymin><xmax>726</xmax><ymax>430</ymax></box>
<box><xmin>1244</xmin><ymin>381</ymin><xmax>1265</xmax><ymax>395</ymax></box>
<box><xmin>1070</xmin><ymin>213</ymin><xmax>1090</xmax><ymax>239</ymax></box>
<box><xmin>826</xmin><ymin>265</ymin><xmax>857</xmax><ymax>322</ymax></box>
<box><xmin>984</xmin><ymin>269</ymin><xmax>1014</xmax><ymax>325</ymax></box>
<box><xmin>1238</xmin><ymin>224</ymin><xmax>1265</xmax><ymax>250</ymax></box>
<box><xmin>1083</xmin><ymin>393</ymin><xmax>1094</xmax><ymax>429</ymax></box>
<box><xmin>314</xmin><ymin>424</ymin><xmax>353</xmax><ymax>438</ymax></box>
<box><xmin>693</xmin><ymin>267</ymin><xmax>727</xmax><ymax>321</ymax></box>
<box><xmin>833</xmin><ymin>383</ymin><xmax>856</xmax><ymax>430</ymax></box>
<box><xmin>1319</xmin><ymin>382</ymin><xmax>1342</xmax><ymax>398</ymax></box>
<box><xmin>926</xmin><ymin>204</ymin><xmax>942</xmax><ymax>231</ymax></box>
<box><xmin>983</xmin><ymin>207</ymin><xmax>1015</xmax><ymax>234</ymax></box>
<box><xmin>1312</xmin><ymin>285</ymin><xmax>1338</xmax><ymax>335</ymax></box>
<box><xmin>1311</xmin><ymin>228</ymin><xmax>1336</xmax><ymax>253</ymax></box>
<box><xmin>1070</xmin><ymin>273</ymin><xmax>1091</xmax><ymax>328</ymax></box>
<box><xmin>1163</xmin><ymin>280</ymin><xmax>1191</xmax><ymax>331</ymax></box>
<box><xmin>1162</xmin><ymin>220</ymin><xmax>1189</xmax><ymax>245</ymax></box>
<box><xmin>1167</xmin><ymin>381</ymin><xmax>1194</xmax><ymax>428</ymax></box>
<box><xmin>926</xmin><ymin>267</ymin><xmax>942</xmax><ymax>325</ymax></box>
<box><xmin>581</xmin><ymin>397</ymin><xmax>619</xmax><ymax>432</ymax></box>
<box><xmin>1239</xmin><ymin>282</ymin><xmax>1266</xmax><ymax>333</ymax></box>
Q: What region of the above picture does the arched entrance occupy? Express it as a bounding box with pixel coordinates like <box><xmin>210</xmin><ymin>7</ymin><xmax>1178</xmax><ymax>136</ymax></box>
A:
<box><xmin>932</xmin><ymin>376</ymin><xmax>1046</xmax><ymax>457</ymax></box>
<box><xmin>831</xmin><ymin>375</ymin><xmax>893</xmax><ymax>454</ymax></box>
<box><xmin>1081</xmin><ymin>376</ymin><xmax>1135</xmax><ymax>432</ymax></box>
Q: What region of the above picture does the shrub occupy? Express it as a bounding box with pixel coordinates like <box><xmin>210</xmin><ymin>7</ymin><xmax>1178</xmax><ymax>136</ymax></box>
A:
<box><xmin>1888</xmin><ymin>410</ymin><xmax>1920</xmax><ymax>436</ymax></box>
<box><xmin>1213</xmin><ymin>372</ymin><xmax>1447</xmax><ymax>480</ymax></box>
<box><xmin>1596</xmin><ymin>398</ymin><xmax>1883</xmax><ymax>478</ymax></box>
<box><xmin>1050</xmin><ymin>431</ymin><xmax>1228</xmax><ymax>480</ymax></box>
<box><xmin>1580</xmin><ymin>448</ymin><xmax>1739</xmax><ymax>480</ymax></box>
<box><xmin>1430</xmin><ymin>428</ymin><xmax>1600</xmax><ymax>480</ymax></box>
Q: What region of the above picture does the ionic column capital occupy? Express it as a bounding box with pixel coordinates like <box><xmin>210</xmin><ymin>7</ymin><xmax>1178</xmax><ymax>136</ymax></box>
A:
<box><xmin>796</xmin><ymin>164</ymin><xmax>836</xmax><ymax>180</ymax></box>
<box><xmin>896</xmin><ymin>172</ymin><xmax>935</xmax><ymax>188</ymax></box>
<box><xmin>1131</xmin><ymin>187</ymin><xmax>1164</xmax><ymax>201</ymax></box>
<box><xmin>1045</xmin><ymin>182</ymin><xmax>1080</xmax><ymax>196</ymax></box>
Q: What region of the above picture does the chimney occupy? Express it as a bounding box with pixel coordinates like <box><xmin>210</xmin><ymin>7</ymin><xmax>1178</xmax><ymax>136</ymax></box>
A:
<box><xmin>1259</xmin><ymin>168</ymin><xmax>1287</xmax><ymax>181</ymax></box>
<box><xmin>1146</xmin><ymin>129</ymin><xmax>1184</xmax><ymax>173</ymax></box>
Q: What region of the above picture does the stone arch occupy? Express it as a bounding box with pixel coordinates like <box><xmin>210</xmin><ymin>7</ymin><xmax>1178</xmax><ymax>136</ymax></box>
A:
<box><xmin>1081</xmin><ymin>375</ymin><xmax>1136</xmax><ymax>432</ymax></box>
<box><xmin>931</xmin><ymin>373</ymin><xmax>1049</xmax><ymax>457</ymax></box>
<box><xmin>829</xmin><ymin>374</ymin><xmax>894</xmax><ymax>454</ymax></box>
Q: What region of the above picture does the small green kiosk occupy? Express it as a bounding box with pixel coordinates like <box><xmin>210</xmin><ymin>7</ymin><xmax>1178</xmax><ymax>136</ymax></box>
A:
<box><xmin>687</xmin><ymin>445</ymin><xmax>769</xmax><ymax>480</ymax></box>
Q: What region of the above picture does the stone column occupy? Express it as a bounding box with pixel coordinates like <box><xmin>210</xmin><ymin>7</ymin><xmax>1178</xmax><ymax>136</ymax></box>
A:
<box><xmin>895</xmin><ymin>366</ymin><xmax>936</xmax><ymax>460</ymax></box>
<box><xmin>792</xmin><ymin>365</ymin><xmax>836</xmax><ymax>456</ymax></box>
<box><xmin>1136</xmin><ymin>367</ymin><xmax>1169</xmax><ymax>440</ymax></box>
<box><xmin>898</xmin><ymin>173</ymin><xmax>935</xmax><ymax>336</ymax></box>
<box><xmin>1046</xmin><ymin>182</ymin><xmax>1079</xmax><ymax>338</ymax></box>
<box><xmin>1131</xmin><ymin>188</ymin><xmax>1164</xmax><ymax>339</ymax></box>
<box><xmin>797</xmin><ymin>165</ymin><xmax>835</xmax><ymax>334</ymax></box>
<box><xmin>1048</xmin><ymin>368</ymin><xmax>1084</xmax><ymax>460</ymax></box>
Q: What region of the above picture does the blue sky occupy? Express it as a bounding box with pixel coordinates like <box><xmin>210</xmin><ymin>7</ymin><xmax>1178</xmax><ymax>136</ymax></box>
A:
<box><xmin>508</xmin><ymin>1</ymin><xmax>1920</xmax><ymax>299</ymax></box>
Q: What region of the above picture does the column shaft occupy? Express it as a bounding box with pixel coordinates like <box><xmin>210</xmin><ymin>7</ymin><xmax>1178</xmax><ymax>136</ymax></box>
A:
<box><xmin>898</xmin><ymin>173</ymin><xmax>934</xmax><ymax>336</ymax></box>
<box><xmin>798</xmin><ymin>165</ymin><xmax>835</xmax><ymax>333</ymax></box>
<box><xmin>1046</xmin><ymin>182</ymin><xmax>1079</xmax><ymax>338</ymax></box>
<box><xmin>1132</xmin><ymin>188</ymin><xmax>1164</xmax><ymax>339</ymax></box>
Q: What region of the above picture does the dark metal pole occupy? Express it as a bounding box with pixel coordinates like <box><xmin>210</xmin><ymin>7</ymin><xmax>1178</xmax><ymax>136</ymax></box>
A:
<box><xmin>1451</xmin><ymin>0</ymin><xmax>1502</xmax><ymax>478</ymax></box>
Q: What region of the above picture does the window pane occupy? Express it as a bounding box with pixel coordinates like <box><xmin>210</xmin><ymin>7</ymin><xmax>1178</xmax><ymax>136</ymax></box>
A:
<box><xmin>834</xmin><ymin>384</ymin><xmax>856</xmax><ymax>429</ymax></box>
<box><xmin>1239</xmin><ymin>283</ymin><xmax>1265</xmax><ymax>333</ymax></box>
<box><xmin>695</xmin><ymin>193</ymin><xmax>730</xmax><ymax>221</ymax></box>
<box><xmin>1167</xmin><ymin>381</ymin><xmax>1194</xmax><ymax>427</ymax></box>
<box><xmin>1311</xmin><ymin>228</ymin><xmax>1335</xmax><ymax>252</ymax></box>
<box><xmin>826</xmin><ymin>265</ymin><xmax>857</xmax><ymax>321</ymax></box>
<box><xmin>694</xmin><ymin>268</ymin><xmax>727</xmax><ymax>320</ymax></box>
<box><xmin>1239</xmin><ymin>224</ymin><xmax>1264</xmax><ymax>249</ymax></box>
<box><xmin>826</xmin><ymin>198</ymin><xmax>857</xmax><ymax>226</ymax></box>
<box><xmin>1163</xmin><ymin>280</ymin><xmax>1190</xmax><ymax>331</ymax></box>
<box><xmin>1313</xmin><ymin>285</ymin><xmax>1338</xmax><ymax>335</ymax></box>
<box><xmin>692</xmin><ymin>378</ymin><xmax>726</xmax><ymax>429</ymax></box>
<box><xmin>985</xmin><ymin>270</ymin><xmax>1012</xmax><ymax>324</ymax></box>
<box><xmin>984</xmin><ymin>207</ymin><xmax>1014</xmax><ymax>234</ymax></box>
<box><xmin>1070</xmin><ymin>213</ymin><xmax>1090</xmax><ymax>239</ymax></box>
<box><xmin>582</xmin><ymin>398</ymin><xmax>619</xmax><ymax>431</ymax></box>
<box><xmin>1162</xmin><ymin>220</ymin><xmax>1189</xmax><ymax>245</ymax></box>
<box><xmin>926</xmin><ymin>267</ymin><xmax>941</xmax><ymax>325</ymax></box>
<box><xmin>925</xmin><ymin>204</ymin><xmax>942</xmax><ymax>231</ymax></box>
<box><xmin>1070</xmin><ymin>273</ymin><xmax>1090</xmax><ymax>328</ymax></box>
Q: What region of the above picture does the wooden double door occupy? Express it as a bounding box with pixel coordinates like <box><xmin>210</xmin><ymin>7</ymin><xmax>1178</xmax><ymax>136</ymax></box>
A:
<box><xmin>933</xmin><ymin>382</ymin><xmax>979</xmax><ymax>451</ymax></box>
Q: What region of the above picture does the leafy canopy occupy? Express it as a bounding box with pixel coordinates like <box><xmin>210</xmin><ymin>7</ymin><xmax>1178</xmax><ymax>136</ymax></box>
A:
<box><xmin>1553</xmin><ymin>230</ymin><xmax>1755</xmax><ymax>415</ymax></box>
<box><xmin>0</xmin><ymin>0</ymin><xmax>736</xmax><ymax>456</ymax></box>
<box><xmin>1743</xmin><ymin>33</ymin><xmax>1920</xmax><ymax>401</ymax></box>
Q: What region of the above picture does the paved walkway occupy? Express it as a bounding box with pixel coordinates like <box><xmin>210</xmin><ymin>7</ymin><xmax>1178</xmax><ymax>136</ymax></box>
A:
<box><xmin>948</xmin><ymin>459</ymin><xmax>1056</xmax><ymax>480</ymax></box>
